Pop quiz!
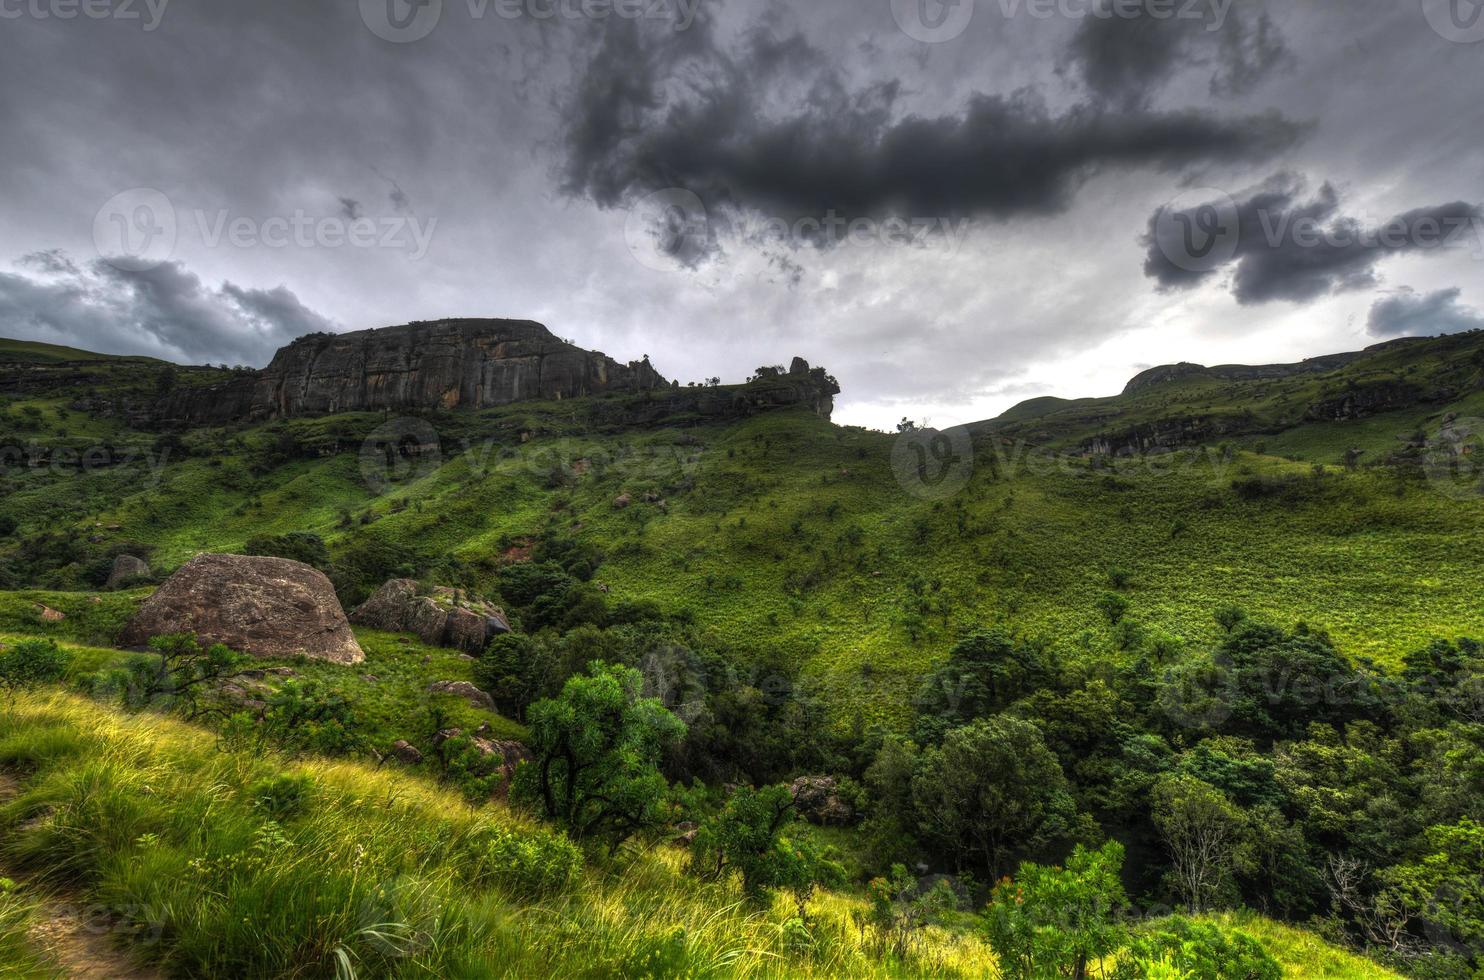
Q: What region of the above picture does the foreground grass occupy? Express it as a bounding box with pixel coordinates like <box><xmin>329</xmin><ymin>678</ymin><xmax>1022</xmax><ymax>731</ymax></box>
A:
<box><xmin>1204</xmin><ymin>914</ymin><xmax>1402</xmax><ymax>980</ymax></box>
<box><xmin>0</xmin><ymin>691</ymin><xmax>1404</xmax><ymax>978</ymax></box>
<box><xmin>0</xmin><ymin>690</ymin><xmax>992</xmax><ymax>978</ymax></box>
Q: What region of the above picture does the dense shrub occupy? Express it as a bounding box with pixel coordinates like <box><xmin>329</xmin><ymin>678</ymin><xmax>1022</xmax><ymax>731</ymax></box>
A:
<box><xmin>0</xmin><ymin>637</ymin><xmax>69</xmax><ymax>696</ymax></box>
<box><xmin>1112</xmin><ymin>917</ymin><xmax>1281</xmax><ymax>980</ymax></box>
<box><xmin>464</xmin><ymin>824</ymin><xmax>584</xmax><ymax>899</ymax></box>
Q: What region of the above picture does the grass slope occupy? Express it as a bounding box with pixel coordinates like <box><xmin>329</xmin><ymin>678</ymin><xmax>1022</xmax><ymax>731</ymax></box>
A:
<box><xmin>4</xmin><ymin>384</ymin><xmax>1484</xmax><ymax>725</ymax></box>
<box><xmin>0</xmin><ymin>690</ymin><xmax>1399</xmax><ymax>979</ymax></box>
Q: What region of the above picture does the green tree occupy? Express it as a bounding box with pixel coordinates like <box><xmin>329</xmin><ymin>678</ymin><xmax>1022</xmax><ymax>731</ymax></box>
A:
<box><xmin>243</xmin><ymin>531</ymin><xmax>330</xmax><ymax>571</ymax></box>
<box><xmin>983</xmin><ymin>841</ymin><xmax>1130</xmax><ymax>980</ymax></box>
<box><xmin>912</xmin><ymin>716</ymin><xmax>1080</xmax><ymax>876</ymax></box>
<box><xmin>690</xmin><ymin>784</ymin><xmax>842</xmax><ymax>904</ymax></box>
<box><xmin>914</xmin><ymin>629</ymin><xmax>1051</xmax><ymax>742</ymax></box>
<box><xmin>1213</xmin><ymin>605</ymin><xmax>1248</xmax><ymax>634</ymax></box>
<box><xmin>512</xmin><ymin>661</ymin><xmax>686</xmax><ymax>852</ymax></box>
<box><xmin>1095</xmin><ymin>592</ymin><xmax>1131</xmax><ymax>625</ymax></box>
<box><xmin>260</xmin><ymin>679</ymin><xmax>367</xmax><ymax>756</ymax></box>
<box><xmin>1381</xmin><ymin>818</ymin><xmax>1484</xmax><ymax>955</ymax></box>
<box><xmin>1150</xmin><ymin>775</ymin><xmax>1248</xmax><ymax>913</ymax></box>
<box><xmin>124</xmin><ymin>633</ymin><xmax>252</xmax><ymax>717</ymax></box>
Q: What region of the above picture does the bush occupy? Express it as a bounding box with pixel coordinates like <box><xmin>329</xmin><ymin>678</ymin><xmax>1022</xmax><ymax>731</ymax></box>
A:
<box><xmin>261</xmin><ymin>680</ymin><xmax>367</xmax><ymax>757</ymax></box>
<box><xmin>1112</xmin><ymin>917</ymin><xmax>1280</xmax><ymax>980</ymax></box>
<box><xmin>512</xmin><ymin>661</ymin><xmax>686</xmax><ymax>852</ymax></box>
<box><xmin>465</xmin><ymin>824</ymin><xmax>583</xmax><ymax>899</ymax></box>
<box><xmin>248</xmin><ymin>773</ymin><xmax>315</xmax><ymax>820</ymax></box>
<box><xmin>983</xmin><ymin>842</ymin><xmax>1130</xmax><ymax>980</ymax></box>
<box><xmin>0</xmin><ymin>638</ymin><xmax>69</xmax><ymax>696</ymax></box>
<box><xmin>690</xmin><ymin>784</ymin><xmax>844</xmax><ymax>904</ymax></box>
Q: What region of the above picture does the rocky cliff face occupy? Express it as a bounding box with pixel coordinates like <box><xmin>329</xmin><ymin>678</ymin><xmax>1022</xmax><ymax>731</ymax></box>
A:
<box><xmin>155</xmin><ymin>319</ymin><xmax>667</xmax><ymax>425</ymax></box>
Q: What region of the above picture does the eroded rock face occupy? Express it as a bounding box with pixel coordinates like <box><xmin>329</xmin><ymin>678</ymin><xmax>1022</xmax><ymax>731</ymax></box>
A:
<box><xmin>119</xmin><ymin>553</ymin><xmax>364</xmax><ymax>664</ymax></box>
<box><xmin>156</xmin><ymin>319</ymin><xmax>666</xmax><ymax>425</ymax></box>
<box><xmin>351</xmin><ymin>579</ymin><xmax>510</xmax><ymax>654</ymax></box>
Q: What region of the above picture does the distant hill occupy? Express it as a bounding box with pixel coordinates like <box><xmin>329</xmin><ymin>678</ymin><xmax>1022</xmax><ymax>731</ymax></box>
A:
<box><xmin>981</xmin><ymin>331</ymin><xmax>1484</xmax><ymax>462</ymax></box>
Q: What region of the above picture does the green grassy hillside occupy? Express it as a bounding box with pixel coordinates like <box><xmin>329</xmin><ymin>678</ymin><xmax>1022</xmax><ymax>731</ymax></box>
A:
<box><xmin>0</xmin><ymin>332</ymin><xmax>1480</xmax><ymax>978</ymax></box>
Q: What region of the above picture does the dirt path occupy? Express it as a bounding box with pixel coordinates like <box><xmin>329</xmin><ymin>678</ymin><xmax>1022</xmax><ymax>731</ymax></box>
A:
<box><xmin>1</xmin><ymin>771</ymin><xmax>166</xmax><ymax>980</ymax></box>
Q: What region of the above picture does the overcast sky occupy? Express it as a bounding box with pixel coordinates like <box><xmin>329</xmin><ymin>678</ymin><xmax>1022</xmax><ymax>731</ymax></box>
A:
<box><xmin>1</xmin><ymin>0</ymin><xmax>1481</xmax><ymax>429</ymax></box>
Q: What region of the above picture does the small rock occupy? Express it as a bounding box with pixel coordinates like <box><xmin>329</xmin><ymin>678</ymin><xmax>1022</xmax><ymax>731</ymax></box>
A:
<box><xmin>360</xmin><ymin>674</ymin><xmax>380</xmax><ymax>683</ymax></box>
<box><xmin>613</xmin><ymin>493</ymin><xmax>632</xmax><ymax>509</ymax></box>
<box><xmin>458</xmin><ymin>653</ymin><xmax>477</xmax><ymax>662</ymax></box>
<box><xmin>36</xmin><ymin>605</ymin><xmax>66</xmax><ymax>623</ymax></box>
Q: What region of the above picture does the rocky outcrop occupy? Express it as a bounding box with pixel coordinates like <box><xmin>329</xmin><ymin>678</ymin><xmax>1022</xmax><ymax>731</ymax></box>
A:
<box><xmin>105</xmin><ymin>554</ymin><xmax>150</xmax><ymax>589</ymax></box>
<box><xmin>350</xmin><ymin>579</ymin><xmax>510</xmax><ymax>654</ymax></box>
<box><xmin>388</xmin><ymin>740</ymin><xmax>423</xmax><ymax>765</ymax></box>
<box><xmin>789</xmin><ymin>775</ymin><xmax>856</xmax><ymax>826</ymax></box>
<box><xmin>432</xmin><ymin>727</ymin><xmax>530</xmax><ymax>791</ymax></box>
<box><xmin>154</xmin><ymin>319</ymin><xmax>666</xmax><ymax>426</ymax></box>
<box><xmin>427</xmin><ymin>680</ymin><xmax>497</xmax><ymax>712</ymax></box>
<box><xmin>119</xmin><ymin>553</ymin><xmax>364</xmax><ymax>664</ymax></box>
<box><xmin>1303</xmin><ymin>381</ymin><xmax>1436</xmax><ymax>422</ymax></box>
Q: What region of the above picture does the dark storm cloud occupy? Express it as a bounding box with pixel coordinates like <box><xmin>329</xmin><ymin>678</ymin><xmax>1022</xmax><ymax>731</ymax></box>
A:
<box><xmin>1143</xmin><ymin>175</ymin><xmax>1484</xmax><ymax>304</ymax></box>
<box><xmin>559</xmin><ymin>19</ymin><xmax>1307</xmax><ymax>238</ymax></box>
<box><xmin>0</xmin><ymin>253</ymin><xmax>334</xmax><ymax>365</ymax></box>
<box><xmin>1368</xmin><ymin>287</ymin><xmax>1484</xmax><ymax>338</ymax></box>
<box><xmin>1063</xmin><ymin>0</ymin><xmax>1292</xmax><ymax>109</ymax></box>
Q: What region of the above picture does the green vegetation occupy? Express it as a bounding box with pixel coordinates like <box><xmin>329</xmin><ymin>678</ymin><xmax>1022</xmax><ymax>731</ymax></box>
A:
<box><xmin>1</xmin><ymin>331</ymin><xmax>1481</xmax><ymax>976</ymax></box>
<box><xmin>0</xmin><ymin>691</ymin><xmax>1405</xmax><ymax>977</ymax></box>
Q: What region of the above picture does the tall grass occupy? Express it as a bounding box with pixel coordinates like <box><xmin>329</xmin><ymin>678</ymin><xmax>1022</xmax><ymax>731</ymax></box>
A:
<box><xmin>0</xmin><ymin>690</ymin><xmax>992</xmax><ymax>978</ymax></box>
<box><xmin>0</xmin><ymin>692</ymin><xmax>1404</xmax><ymax>978</ymax></box>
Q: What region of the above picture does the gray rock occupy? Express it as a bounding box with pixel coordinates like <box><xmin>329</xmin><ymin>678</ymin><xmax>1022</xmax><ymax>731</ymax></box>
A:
<box><xmin>389</xmin><ymin>740</ymin><xmax>423</xmax><ymax>765</ymax></box>
<box><xmin>105</xmin><ymin>554</ymin><xmax>151</xmax><ymax>590</ymax></box>
<box><xmin>155</xmin><ymin>319</ymin><xmax>668</xmax><ymax>425</ymax></box>
<box><xmin>790</xmin><ymin>775</ymin><xmax>855</xmax><ymax>826</ymax></box>
<box><xmin>119</xmin><ymin>554</ymin><xmax>364</xmax><ymax>664</ymax></box>
<box><xmin>427</xmin><ymin>680</ymin><xmax>496</xmax><ymax>712</ymax></box>
<box><xmin>351</xmin><ymin>579</ymin><xmax>510</xmax><ymax>654</ymax></box>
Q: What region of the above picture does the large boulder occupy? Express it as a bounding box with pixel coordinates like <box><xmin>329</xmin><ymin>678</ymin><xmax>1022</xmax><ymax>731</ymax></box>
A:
<box><xmin>119</xmin><ymin>553</ymin><xmax>364</xmax><ymax>664</ymax></box>
<box><xmin>351</xmin><ymin>579</ymin><xmax>510</xmax><ymax>654</ymax></box>
<box><xmin>105</xmin><ymin>554</ymin><xmax>151</xmax><ymax>589</ymax></box>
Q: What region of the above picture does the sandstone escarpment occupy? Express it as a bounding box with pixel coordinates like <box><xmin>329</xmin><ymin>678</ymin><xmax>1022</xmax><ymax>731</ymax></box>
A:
<box><xmin>155</xmin><ymin>319</ymin><xmax>667</xmax><ymax>425</ymax></box>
